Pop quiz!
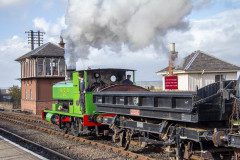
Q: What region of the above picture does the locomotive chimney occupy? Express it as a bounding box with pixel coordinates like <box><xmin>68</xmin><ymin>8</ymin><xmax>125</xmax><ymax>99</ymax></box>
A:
<box><xmin>168</xmin><ymin>43</ymin><xmax>178</xmax><ymax>76</ymax></box>
<box><xmin>59</xmin><ymin>36</ymin><xmax>65</xmax><ymax>48</ymax></box>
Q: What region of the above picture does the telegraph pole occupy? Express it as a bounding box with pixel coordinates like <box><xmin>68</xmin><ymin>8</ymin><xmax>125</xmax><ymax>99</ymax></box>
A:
<box><xmin>25</xmin><ymin>30</ymin><xmax>45</xmax><ymax>50</ymax></box>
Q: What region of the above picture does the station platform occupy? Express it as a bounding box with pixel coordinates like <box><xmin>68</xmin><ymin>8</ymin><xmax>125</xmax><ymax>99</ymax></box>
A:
<box><xmin>0</xmin><ymin>136</ymin><xmax>47</xmax><ymax>160</ymax></box>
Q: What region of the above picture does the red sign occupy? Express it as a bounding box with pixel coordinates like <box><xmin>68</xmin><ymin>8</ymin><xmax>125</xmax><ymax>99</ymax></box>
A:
<box><xmin>165</xmin><ymin>75</ymin><xmax>178</xmax><ymax>90</ymax></box>
<box><xmin>130</xmin><ymin>109</ymin><xmax>140</xmax><ymax>116</ymax></box>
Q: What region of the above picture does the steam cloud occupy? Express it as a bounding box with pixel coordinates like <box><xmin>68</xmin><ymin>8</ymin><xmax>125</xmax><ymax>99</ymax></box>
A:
<box><xmin>63</xmin><ymin>0</ymin><xmax>192</xmax><ymax>68</ymax></box>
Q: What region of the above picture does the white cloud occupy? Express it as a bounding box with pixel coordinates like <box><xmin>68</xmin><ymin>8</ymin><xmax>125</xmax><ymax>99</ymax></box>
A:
<box><xmin>33</xmin><ymin>17</ymin><xmax>50</xmax><ymax>33</ymax></box>
<box><xmin>193</xmin><ymin>0</ymin><xmax>212</xmax><ymax>10</ymax></box>
<box><xmin>75</xmin><ymin>45</ymin><xmax>166</xmax><ymax>81</ymax></box>
<box><xmin>42</xmin><ymin>0</ymin><xmax>54</xmax><ymax>10</ymax></box>
<box><xmin>75</xmin><ymin>7</ymin><xmax>240</xmax><ymax>81</ymax></box>
<box><xmin>0</xmin><ymin>16</ymin><xmax>67</xmax><ymax>88</ymax></box>
<box><xmin>166</xmin><ymin>8</ymin><xmax>240</xmax><ymax>67</ymax></box>
<box><xmin>0</xmin><ymin>36</ymin><xmax>29</xmax><ymax>88</ymax></box>
<box><xmin>1</xmin><ymin>4</ymin><xmax>240</xmax><ymax>88</ymax></box>
<box><xmin>33</xmin><ymin>16</ymin><xmax>67</xmax><ymax>43</ymax></box>
<box><xmin>0</xmin><ymin>0</ymin><xmax>30</xmax><ymax>8</ymax></box>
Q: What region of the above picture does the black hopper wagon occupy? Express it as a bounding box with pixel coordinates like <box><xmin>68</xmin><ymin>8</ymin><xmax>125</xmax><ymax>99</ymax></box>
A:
<box><xmin>93</xmin><ymin>79</ymin><xmax>240</xmax><ymax>160</ymax></box>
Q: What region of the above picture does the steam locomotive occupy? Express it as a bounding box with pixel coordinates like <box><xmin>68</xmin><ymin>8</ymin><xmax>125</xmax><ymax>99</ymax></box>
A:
<box><xmin>42</xmin><ymin>68</ymin><xmax>240</xmax><ymax>160</ymax></box>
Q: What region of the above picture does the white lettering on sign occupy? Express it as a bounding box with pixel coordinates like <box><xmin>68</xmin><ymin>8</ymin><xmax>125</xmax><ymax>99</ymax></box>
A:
<box><xmin>137</xmin><ymin>122</ymin><xmax>143</xmax><ymax>128</ymax></box>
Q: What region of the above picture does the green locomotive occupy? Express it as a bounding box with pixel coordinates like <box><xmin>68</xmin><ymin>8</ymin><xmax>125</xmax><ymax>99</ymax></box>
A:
<box><xmin>42</xmin><ymin>68</ymin><xmax>145</xmax><ymax>135</ymax></box>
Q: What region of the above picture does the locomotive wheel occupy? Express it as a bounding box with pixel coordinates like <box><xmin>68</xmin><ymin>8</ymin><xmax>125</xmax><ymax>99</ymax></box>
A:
<box><xmin>120</xmin><ymin>131</ymin><xmax>128</xmax><ymax>150</ymax></box>
<box><xmin>62</xmin><ymin>122</ymin><xmax>71</xmax><ymax>134</ymax></box>
<box><xmin>119</xmin><ymin>129</ymin><xmax>132</xmax><ymax>150</ymax></box>
<box><xmin>71</xmin><ymin>118</ymin><xmax>84</xmax><ymax>137</ymax></box>
<box><xmin>112</xmin><ymin>127</ymin><xmax>120</xmax><ymax>143</ymax></box>
<box><xmin>234</xmin><ymin>149</ymin><xmax>240</xmax><ymax>160</ymax></box>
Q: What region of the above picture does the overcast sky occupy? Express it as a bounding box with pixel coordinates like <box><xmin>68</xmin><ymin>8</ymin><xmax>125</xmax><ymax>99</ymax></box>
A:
<box><xmin>0</xmin><ymin>0</ymin><xmax>240</xmax><ymax>88</ymax></box>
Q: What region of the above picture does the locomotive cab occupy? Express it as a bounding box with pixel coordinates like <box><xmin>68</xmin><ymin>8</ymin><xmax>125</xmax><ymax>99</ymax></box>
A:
<box><xmin>81</xmin><ymin>68</ymin><xmax>136</xmax><ymax>92</ymax></box>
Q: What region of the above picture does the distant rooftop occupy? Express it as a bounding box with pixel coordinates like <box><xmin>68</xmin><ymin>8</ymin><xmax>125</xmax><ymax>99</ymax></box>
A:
<box><xmin>158</xmin><ymin>50</ymin><xmax>240</xmax><ymax>73</ymax></box>
<box><xmin>15</xmin><ymin>42</ymin><xmax>64</xmax><ymax>61</ymax></box>
<box><xmin>0</xmin><ymin>89</ymin><xmax>9</xmax><ymax>95</ymax></box>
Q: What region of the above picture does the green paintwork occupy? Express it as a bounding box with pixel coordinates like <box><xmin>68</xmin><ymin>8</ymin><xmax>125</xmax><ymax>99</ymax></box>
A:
<box><xmin>232</xmin><ymin>120</ymin><xmax>240</xmax><ymax>126</ymax></box>
<box><xmin>44</xmin><ymin>71</ymin><xmax>97</xmax><ymax>118</ymax></box>
<box><xmin>52</xmin><ymin>103</ymin><xmax>59</xmax><ymax>111</ymax></box>
<box><xmin>52</xmin><ymin>81</ymin><xmax>74</xmax><ymax>100</ymax></box>
<box><xmin>45</xmin><ymin>113</ymin><xmax>54</xmax><ymax>122</ymax></box>
<box><xmin>44</xmin><ymin>69</ymin><xmax>135</xmax><ymax>121</ymax></box>
<box><xmin>44</xmin><ymin>110</ymin><xmax>83</xmax><ymax>117</ymax></box>
<box><xmin>85</xmin><ymin>92</ymin><xmax>96</xmax><ymax>115</ymax></box>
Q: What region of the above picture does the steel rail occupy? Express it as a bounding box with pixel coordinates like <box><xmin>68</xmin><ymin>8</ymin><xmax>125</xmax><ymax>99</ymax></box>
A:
<box><xmin>0</xmin><ymin>112</ymin><xmax>155</xmax><ymax>160</ymax></box>
<box><xmin>0</xmin><ymin>127</ymin><xmax>72</xmax><ymax>160</ymax></box>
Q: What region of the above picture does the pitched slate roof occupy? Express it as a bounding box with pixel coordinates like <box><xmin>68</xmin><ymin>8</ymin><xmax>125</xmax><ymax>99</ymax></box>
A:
<box><xmin>16</xmin><ymin>42</ymin><xmax>64</xmax><ymax>61</ymax></box>
<box><xmin>158</xmin><ymin>50</ymin><xmax>240</xmax><ymax>73</ymax></box>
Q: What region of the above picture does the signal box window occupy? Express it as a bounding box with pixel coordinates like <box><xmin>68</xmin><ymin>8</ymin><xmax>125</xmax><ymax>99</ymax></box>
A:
<box><xmin>52</xmin><ymin>58</ymin><xmax>58</xmax><ymax>76</ymax></box>
<box><xmin>37</xmin><ymin>58</ymin><xmax>44</xmax><ymax>76</ymax></box>
<box><xmin>46</xmin><ymin>58</ymin><xmax>51</xmax><ymax>76</ymax></box>
<box><xmin>59</xmin><ymin>59</ymin><xmax>65</xmax><ymax>76</ymax></box>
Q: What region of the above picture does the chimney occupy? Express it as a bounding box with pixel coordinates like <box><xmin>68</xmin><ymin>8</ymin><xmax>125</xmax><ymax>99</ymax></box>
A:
<box><xmin>168</xmin><ymin>43</ymin><xmax>178</xmax><ymax>76</ymax></box>
<box><xmin>59</xmin><ymin>36</ymin><xmax>65</xmax><ymax>48</ymax></box>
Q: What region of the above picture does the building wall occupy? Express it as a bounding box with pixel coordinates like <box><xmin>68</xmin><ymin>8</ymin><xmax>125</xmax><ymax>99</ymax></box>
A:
<box><xmin>162</xmin><ymin>76</ymin><xmax>165</xmax><ymax>90</ymax></box>
<box><xmin>37</xmin><ymin>78</ymin><xmax>63</xmax><ymax>101</ymax></box>
<box><xmin>226</xmin><ymin>73</ymin><xmax>237</xmax><ymax>80</ymax></box>
<box><xmin>21</xmin><ymin>79</ymin><xmax>37</xmax><ymax>100</ymax></box>
<box><xmin>162</xmin><ymin>72</ymin><xmax>238</xmax><ymax>91</ymax></box>
<box><xmin>21</xmin><ymin>79</ymin><xmax>37</xmax><ymax>113</ymax></box>
<box><xmin>35</xmin><ymin>78</ymin><xmax>64</xmax><ymax>114</ymax></box>
<box><xmin>187</xmin><ymin>72</ymin><xmax>237</xmax><ymax>91</ymax></box>
<box><xmin>21</xmin><ymin>100</ymin><xmax>36</xmax><ymax>113</ymax></box>
<box><xmin>36</xmin><ymin>101</ymin><xmax>54</xmax><ymax>114</ymax></box>
<box><xmin>21</xmin><ymin>78</ymin><xmax>64</xmax><ymax>114</ymax></box>
<box><xmin>178</xmin><ymin>74</ymin><xmax>189</xmax><ymax>91</ymax></box>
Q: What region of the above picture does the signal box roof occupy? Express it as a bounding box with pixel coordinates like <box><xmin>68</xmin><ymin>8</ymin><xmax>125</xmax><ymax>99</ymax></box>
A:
<box><xmin>16</xmin><ymin>42</ymin><xmax>64</xmax><ymax>61</ymax></box>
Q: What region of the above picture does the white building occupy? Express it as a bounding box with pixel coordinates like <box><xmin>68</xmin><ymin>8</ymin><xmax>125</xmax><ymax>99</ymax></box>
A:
<box><xmin>157</xmin><ymin>50</ymin><xmax>240</xmax><ymax>91</ymax></box>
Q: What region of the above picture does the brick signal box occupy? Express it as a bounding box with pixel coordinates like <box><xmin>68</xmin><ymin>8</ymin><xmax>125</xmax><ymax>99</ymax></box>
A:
<box><xmin>16</xmin><ymin>42</ymin><xmax>66</xmax><ymax>114</ymax></box>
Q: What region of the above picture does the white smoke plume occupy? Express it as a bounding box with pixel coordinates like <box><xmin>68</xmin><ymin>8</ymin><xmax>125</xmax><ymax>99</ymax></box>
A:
<box><xmin>63</xmin><ymin>0</ymin><xmax>193</xmax><ymax>68</ymax></box>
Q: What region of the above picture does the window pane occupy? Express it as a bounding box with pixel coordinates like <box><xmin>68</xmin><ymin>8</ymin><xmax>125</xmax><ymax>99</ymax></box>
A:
<box><xmin>46</xmin><ymin>58</ymin><xmax>51</xmax><ymax>76</ymax></box>
<box><xmin>37</xmin><ymin>58</ymin><xmax>44</xmax><ymax>76</ymax></box>
<box><xmin>215</xmin><ymin>75</ymin><xmax>225</xmax><ymax>82</ymax></box>
<box><xmin>221</xmin><ymin>75</ymin><xmax>226</xmax><ymax>81</ymax></box>
<box><xmin>215</xmin><ymin>75</ymin><xmax>220</xmax><ymax>82</ymax></box>
<box><xmin>52</xmin><ymin>58</ymin><xmax>58</xmax><ymax>75</ymax></box>
<box><xmin>59</xmin><ymin>59</ymin><xmax>65</xmax><ymax>76</ymax></box>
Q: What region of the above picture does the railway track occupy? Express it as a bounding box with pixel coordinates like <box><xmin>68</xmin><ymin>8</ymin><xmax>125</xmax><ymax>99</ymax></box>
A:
<box><xmin>0</xmin><ymin>127</ymin><xmax>72</xmax><ymax>160</ymax></box>
<box><xmin>0</xmin><ymin>112</ymin><xmax>155</xmax><ymax>160</ymax></box>
<box><xmin>0</xmin><ymin>111</ymin><xmax>230</xmax><ymax>160</ymax></box>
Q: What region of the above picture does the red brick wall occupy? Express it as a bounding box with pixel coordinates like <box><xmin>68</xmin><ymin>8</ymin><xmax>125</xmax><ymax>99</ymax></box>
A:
<box><xmin>36</xmin><ymin>101</ymin><xmax>55</xmax><ymax>114</ymax></box>
<box><xmin>21</xmin><ymin>79</ymin><xmax>37</xmax><ymax>113</ymax></box>
<box><xmin>21</xmin><ymin>78</ymin><xmax>64</xmax><ymax>114</ymax></box>
<box><xmin>21</xmin><ymin>100</ymin><xmax>36</xmax><ymax>114</ymax></box>
<box><xmin>37</xmin><ymin>78</ymin><xmax>63</xmax><ymax>101</ymax></box>
<box><xmin>21</xmin><ymin>79</ymin><xmax>37</xmax><ymax>100</ymax></box>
